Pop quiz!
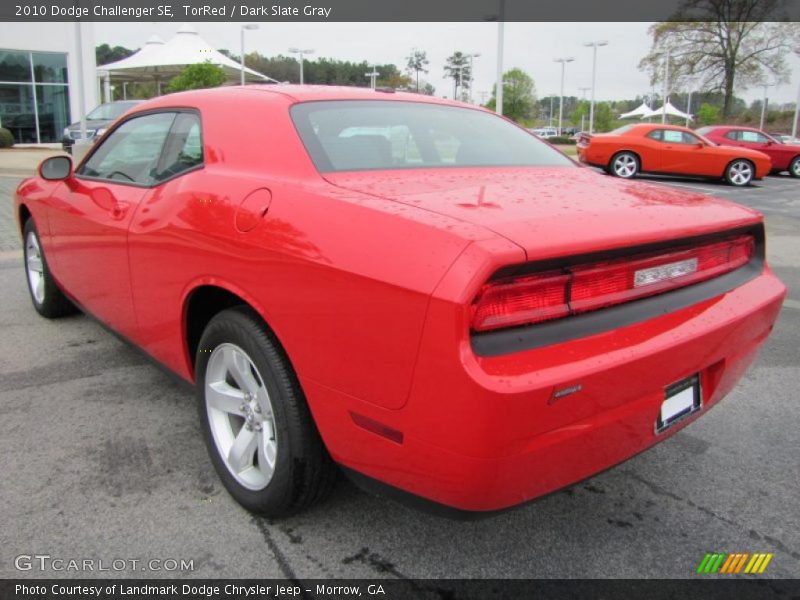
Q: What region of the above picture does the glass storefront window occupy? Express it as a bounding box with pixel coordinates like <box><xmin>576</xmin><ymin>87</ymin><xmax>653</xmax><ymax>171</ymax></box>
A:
<box><xmin>0</xmin><ymin>51</ymin><xmax>32</xmax><ymax>82</ymax></box>
<box><xmin>33</xmin><ymin>52</ymin><xmax>68</xmax><ymax>84</ymax></box>
<box><xmin>0</xmin><ymin>50</ymin><xmax>70</xmax><ymax>143</ymax></box>
<box><xmin>36</xmin><ymin>85</ymin><xmax>70</xmax><ymax>142</ymax></box>
<box><xmin>0</xmin><ymin>83</ymin><xmax>36</xmax><ymax>143</ymax></box>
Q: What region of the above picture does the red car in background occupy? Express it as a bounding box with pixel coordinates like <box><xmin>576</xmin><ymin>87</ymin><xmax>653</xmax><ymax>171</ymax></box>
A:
<box><xmin>698</xmin><ymin>125</ymin><xmax>800</xmax><ymax>177</ymax></box>
<box><xmin>577</xmin><ymin>123</ymin><xmax>771</xmax><ymax>186</ymax></box>
<box><xmin>15</xmin><ymin>86</ymin><xmax>786</xmax><ymax>517</ymax></box>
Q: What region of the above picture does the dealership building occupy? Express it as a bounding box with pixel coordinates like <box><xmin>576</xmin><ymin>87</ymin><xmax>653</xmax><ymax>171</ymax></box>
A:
<box><xmin>0</xmin><ymin>23</ymin><xmax>98</xmax><ymax>144</ymax></box>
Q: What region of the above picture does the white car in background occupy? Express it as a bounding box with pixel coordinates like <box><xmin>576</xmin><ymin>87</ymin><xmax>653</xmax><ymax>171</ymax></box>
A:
<box><xmin>530</xmin><ymin>127</ymin><xmax>559</xmax><ymax>139</ymax></box>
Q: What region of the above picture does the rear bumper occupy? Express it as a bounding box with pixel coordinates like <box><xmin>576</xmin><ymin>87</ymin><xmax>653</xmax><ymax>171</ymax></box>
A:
<box><xmin>307</xmin><ymin>264</ymin><xmax>785</xmax><ymax>513</ymax></box>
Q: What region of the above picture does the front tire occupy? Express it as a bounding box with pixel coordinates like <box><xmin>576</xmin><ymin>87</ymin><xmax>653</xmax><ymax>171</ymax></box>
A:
<box><xmin>195</xmin><ymin>307</ymin><xmax>336</xmax><ymax>517</ymax></box>
<box><xmin>789</xmin><ymin>156</ymin><xmax>800</xmax><ymax>178</ymax></box>
<box><xmin>609</xmin><ymin>152</ymin><xmax>639</xmax><ymax>179</ymax></box>
<box><xmin>23</xmin><ymin>219</ymin><xmax>77</xmax><ymax>318</ymax></box>
<box><xmin>724</xmin><ymin>160</ymin><xmax>754</xmax><ymax>186</ymax></box>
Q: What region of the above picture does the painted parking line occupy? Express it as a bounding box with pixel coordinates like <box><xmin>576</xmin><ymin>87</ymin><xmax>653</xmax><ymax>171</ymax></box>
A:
<box><xmin>783</xmin><ymin>298</ymin><xmax>800</xmax><ymax>311</ymax></box>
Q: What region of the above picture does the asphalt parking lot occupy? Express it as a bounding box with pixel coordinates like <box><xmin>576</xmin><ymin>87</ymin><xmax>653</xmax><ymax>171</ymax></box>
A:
<box><xmin>0</xmin><ymin>170</ymin><xmax>798</xmax><ymax>580</ymax></box>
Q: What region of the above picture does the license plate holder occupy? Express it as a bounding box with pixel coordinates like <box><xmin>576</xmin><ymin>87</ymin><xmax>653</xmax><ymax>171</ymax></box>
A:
<box><xmin>656</xmin><ymin>374</ymin><xmax>701</xmax><ymax>434</ymax></box>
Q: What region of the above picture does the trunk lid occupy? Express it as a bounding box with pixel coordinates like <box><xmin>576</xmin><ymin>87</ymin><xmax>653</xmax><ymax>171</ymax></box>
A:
<box><xmin>324</xmin><ymin>166</ymin><xmax>760</xmax><ymax>260</ymax></box>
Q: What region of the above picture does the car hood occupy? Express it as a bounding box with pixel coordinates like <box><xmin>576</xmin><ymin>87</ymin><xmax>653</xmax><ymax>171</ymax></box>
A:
<box><xmin>324</xmin><ymin>166</ymin><xmax>761</xmax><ymax>260</ymax></box>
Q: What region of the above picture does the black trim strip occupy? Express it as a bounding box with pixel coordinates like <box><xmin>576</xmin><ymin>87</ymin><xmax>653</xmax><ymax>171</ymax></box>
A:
<box><xmin>471</xmin><ymin>225</ymin><xmax>764</xmax><ymax>357</ymax></box>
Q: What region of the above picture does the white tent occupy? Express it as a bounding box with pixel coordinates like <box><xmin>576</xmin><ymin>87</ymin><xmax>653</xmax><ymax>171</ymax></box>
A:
<box><xmin>641</xmin><ymin>100</ymin><xmax>693</xmax><ymax>121</ymax></box>
<box><xmin>619</xmin><ymin>102</ymin><xmax>653</xmax><ymax>119</ymax></box>
<box><xmin>97</xmin><ymin>24</ymin><xmax>275</xmax><ymax>97</ymax></box>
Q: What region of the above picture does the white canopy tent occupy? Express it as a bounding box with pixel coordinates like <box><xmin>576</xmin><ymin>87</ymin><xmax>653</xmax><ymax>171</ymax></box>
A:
<box><xmin>641</xmin><ymin>100</ymin><xmax>693</xmax><ymax>121</ymax></box>
<box><xmin>619</xmin><ymin>102</ymin><xmax>653</xmax><ymax>119</ymax></box>
<box><xmin>97</xmin><ymin>24</ymin><xmax>275</xmax><ymax>99</ymax></box>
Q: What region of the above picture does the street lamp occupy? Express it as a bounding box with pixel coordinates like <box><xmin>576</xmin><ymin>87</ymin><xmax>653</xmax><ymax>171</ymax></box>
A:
<box><xmin>760</xmin><ymin>82</ymin><xmax>774</xmax><ymax>131</ymax></box>
<box><xmin>365</xmin><ymin>65</ymin><xmax>380</xmax><ymax>89</ymax></box>
<box><xmin>465</xmin><ymin>52</ymin><xmax>481</xmax><ymax>103</ymax></box>
<box><xmin>579</xmin><ymin>86</ymin><xmax>591</xmax><ymax>132</ymax></box>
<box><xmin>583</xmin><ymin>40</ymin><xmax>608</xmax><ymax>134</ymax></box>
<box><xmin>289</xmin><ymin>47</ymin><xmax>315</xmax><ymax>85</ymax></box>
<box><xmin>240</xmin><ymin>24</ymin><xmax>259</xmax><ymax>86</ymax></box>
<box><xmin>554</xmin><ymin>57</ymin><xmax>574</xmax><ymax>136</ymax></box>
<box><xmin>794</xmin><ymin>48</ymin><xmax>800</xmax><ymax>139</ymax></box>
<box><xmin>452</xmin><ymin>64</ymin><xmax>466</xmax><ymax>99</ymax></box>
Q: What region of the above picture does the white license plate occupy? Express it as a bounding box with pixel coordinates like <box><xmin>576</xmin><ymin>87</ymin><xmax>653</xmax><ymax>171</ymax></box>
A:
<box><xmin>657</xmin><ymin>375</ymin><xmax>701</xmax><ymax>433</ymax></box>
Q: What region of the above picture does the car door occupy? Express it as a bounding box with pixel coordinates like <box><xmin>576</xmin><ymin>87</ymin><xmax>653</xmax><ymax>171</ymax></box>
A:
<box><xmin>652</xmin><ymin>129</ymin><xmax>701</xmax><ymax>174</ymax></box>
<box><xmin>47</xmin><ymin>111</ymin><xmax>176</xmax><ymax>338</ymax></box>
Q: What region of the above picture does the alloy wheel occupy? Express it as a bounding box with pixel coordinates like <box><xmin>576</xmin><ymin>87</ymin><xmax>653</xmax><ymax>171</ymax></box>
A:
<box><xmin>727</xmin><ymin>161</ymin><xmax>752</xmax><ymax>186</ymax></box>
<box><xmin>613</xmin><ymin>154</ymin><xmax>638</xmax><ymax>178</ymax></box>
<box><xmin>25</xmin><ymin>231</ymin><xmax>45</xmax><ymax>305</ymax></box>
<box><xmin>205</xmin><ymin>343</ymin><xmax>277</xmax><ymax>491</ymax></box>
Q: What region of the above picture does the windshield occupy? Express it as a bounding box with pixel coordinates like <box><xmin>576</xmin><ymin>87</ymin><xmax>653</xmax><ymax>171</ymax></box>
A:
<box><xmin>86</xmin><ymin>102</ymin><xmax>138</xmax><ymax>120</ymax></box>
<box><xmin>291</xmin><ymin>100</ymin><xmax>574</xmax><ymax>173</ymax></box>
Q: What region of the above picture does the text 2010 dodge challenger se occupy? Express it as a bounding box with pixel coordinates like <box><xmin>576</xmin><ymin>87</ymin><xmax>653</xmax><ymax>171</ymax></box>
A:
<box><xmin>15</xmin><ymin>86</ymin><xmax>786</xmax><ymax>517</ymax></box>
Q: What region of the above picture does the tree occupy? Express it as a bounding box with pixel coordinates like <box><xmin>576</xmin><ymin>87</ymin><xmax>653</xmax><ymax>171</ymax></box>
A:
<box><xmin>444</xmin><ymin>51</ymin><xmax>472</xmax><ymax>100</ymax></box>
<box><xmin>696</xmin><ymin>102</ymin><xmax>722</xmax><ymax>125</ymax></box>
<box><xmin>167</xmin><ymin>63</ymin><xmax>226</xmax><ymax>93</ymax></box>
<box><xmin>593</xmin><ymin>102</ymin><xmax>614</xmax><ymax>132</ymax></box>
<box><xmin>406</xmin><ymin>49</ymin><xmax>429</xmax><ymax>93</ymax></box>
<box><xmin>638</xmin><ymin>0</ymin><xmax>800</xmax><ymax>118</ymax></box>
<box><xmin>96</xmin><ymin>44</ymin><xmax>135</xmax><ymax>66</ymax></box>
<box><xmin>486</xmin><ymin>68</ymin><xmax>536</xmax><ymax>123</ymax></box>
<box><xmin>419</xmin><ymin>82</ymin><xmax>436</xmax><ymax>96</ymax></box>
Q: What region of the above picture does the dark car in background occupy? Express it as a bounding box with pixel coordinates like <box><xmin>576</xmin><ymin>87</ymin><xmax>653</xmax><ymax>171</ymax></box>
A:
<box><xmin>61</xmin><ymin>100</ymin><xmax>142</xmax><ymax>152</ymax></box>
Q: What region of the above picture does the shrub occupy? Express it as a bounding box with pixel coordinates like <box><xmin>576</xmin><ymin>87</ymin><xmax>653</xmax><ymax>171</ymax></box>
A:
<box><xmin>0</xmin><ymin>128</ymin><xmax>14</xmax><ymax>148</ymax></box>
<box><xmin>548</xmin><ymin>136</ymin><xmax>576</xmax><ymax>145</ymax></box>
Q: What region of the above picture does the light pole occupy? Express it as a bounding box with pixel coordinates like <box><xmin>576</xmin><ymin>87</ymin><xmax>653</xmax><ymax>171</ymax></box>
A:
<box><xmin>661</xmin><ymin>48</ymin><xmax>670</xmax><ymax>124</ymax></box>
<box><xmin>365</xmin><ymin>65</ymin><xmax>380</xmax><ymax>89</ymax></box>
<box><xmin>452</xmin><ymin>65</ymin><xmax>466</xmax><ymax>100</ymax></box>
<box><xmin>289</xmin><ymin>47</ymin><xmax>315</xmax><ymax>85</ymax></box>
<box><xmin>583</xmin><ymin>40</ymin><xmax>607</xmax><ymax>134</ymax></box>
<box><xmin>240</xmin><ymin>24</ymin><xmax>259</xmax><ymax>86</ymax></box>
<box><xmin>685</xmin><ymin>85</ymin><xmax>694</xmax><ymax>127</ymax></box>
<box><xmin>465</xmin><ymin>52</ymin><xmax>480</xmax><ymax>103</ymax></box>
<box><xmin>495</xmin><ymin>0</ymin><xmax>505</xmax><ymax>115</ymax></box>
<box><xmin>579</xmin><ymin>86</ymin><xmax>590</xmax><ymax>131</ymax></box>
<box><xmin>759</xmin><ymin>83</ymin><xmax>773</xmax><ymax>131</ymax></box>
<box><xmin>554</xmin><ymin>57</ymin><xmax>574</xmax><ymax>135</ymax></box>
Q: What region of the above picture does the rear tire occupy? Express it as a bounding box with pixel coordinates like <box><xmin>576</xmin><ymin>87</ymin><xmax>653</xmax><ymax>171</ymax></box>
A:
<box><xmin>609</xmin><ymin>152</ymin><xmax>639</xmax><ymax>179</ymax></box>
<box><xmin>195</xmin><ymin>307</ymin><xmax>336</xmax><ymax>517</ymax></box>
<box><xmin>22</xmin><ymin>219</ymin><xmax>77</xmax><ymax>318</ymax></box>
<box><xmin>789</xmin><ymin>156</ymin><xmax>800</xmax><ymax>178</ymax></box>
<box><xmin>724</xmin><ymin>159</ymin><xmax>754</xmax><ymax>186</ymax></box>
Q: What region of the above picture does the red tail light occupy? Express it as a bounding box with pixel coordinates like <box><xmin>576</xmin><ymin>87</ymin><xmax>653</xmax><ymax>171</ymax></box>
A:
<box><xmin>471</xmin><ymin>234</ymin><xmax>754</xmax><ymax>332</ymax></box>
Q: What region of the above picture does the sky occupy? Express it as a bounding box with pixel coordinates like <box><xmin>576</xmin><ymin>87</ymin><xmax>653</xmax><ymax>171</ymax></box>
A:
<box><xmin>95</xmin><ymin>21</ymin><xmax>800</xmax><ymax>107</ymax></box>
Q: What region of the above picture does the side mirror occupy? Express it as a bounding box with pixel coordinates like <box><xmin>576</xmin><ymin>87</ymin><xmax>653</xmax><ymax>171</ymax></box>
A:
<box><xmin>695</xmin><ymin>142</ymin><xmax>704</xmax><ymax>149</ymax></box>
<box><xmin>39</xmin><ymin>155</ymin><xmax>72</xmax><ymax>181</ymax></box>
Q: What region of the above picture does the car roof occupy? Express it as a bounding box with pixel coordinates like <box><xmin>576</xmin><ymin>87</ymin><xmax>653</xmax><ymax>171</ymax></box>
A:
<box><xmin>626</xmin><ymin>123</ymin><xmax>695</xmax><ymax>133</ymax></box>
<box><xmin>140</xmin><ymin>84</ymin><xmax>480</xmax><ymax>109</ymax></box>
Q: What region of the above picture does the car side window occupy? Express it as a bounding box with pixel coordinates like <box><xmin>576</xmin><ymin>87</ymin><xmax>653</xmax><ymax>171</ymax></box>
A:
<box><xmin>646</xmin><ymin>130</ymin><xmax>663</xmax><ymax>141</ymax></box>
<box><xmin>153</xmin><ymin>112</ymin><xmax>204</xmax><ymax>182</ymax></box>
<box><xmin>741</xmin><ymin>131</ymin><xmax>769</xmax><ymax>143</ymax></box>
<box><xmin>724</xmin><ymin>130</ymin><xmax>740</xmax><ymax>141</ymax></box>
<box><xmin>77</xmin><ymin>112</ymin><xmax>176</xmax><ymax>185</ymax></box>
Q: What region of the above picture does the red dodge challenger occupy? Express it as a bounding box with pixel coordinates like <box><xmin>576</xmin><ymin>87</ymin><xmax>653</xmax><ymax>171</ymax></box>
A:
<box><xmin>697</xmin><ymin>125</ymin><xmax>800</xmax><ymax>178</ymax></box>
<box><xmin>15</xmin><ymin>86</ymin><xmax>786</xmax><ymax>516</ymax></box>
<box><xmin>577</xmin><ymin>123</ymin><xmax>772</xmax><ymax>186</ymax></box>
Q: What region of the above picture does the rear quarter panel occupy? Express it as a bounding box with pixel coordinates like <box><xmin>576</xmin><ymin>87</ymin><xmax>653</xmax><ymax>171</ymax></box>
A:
<box><xmin>126</xmin><ymin>91</ymin><xmax>491</xmax><ymax>410</ymax></box>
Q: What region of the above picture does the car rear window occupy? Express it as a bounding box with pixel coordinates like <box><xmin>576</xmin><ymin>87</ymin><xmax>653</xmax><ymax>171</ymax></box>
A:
<box><xmin>290</xmin><ymin>100</ymin><xmax>574</xmax><ymax>173</ymax></box>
